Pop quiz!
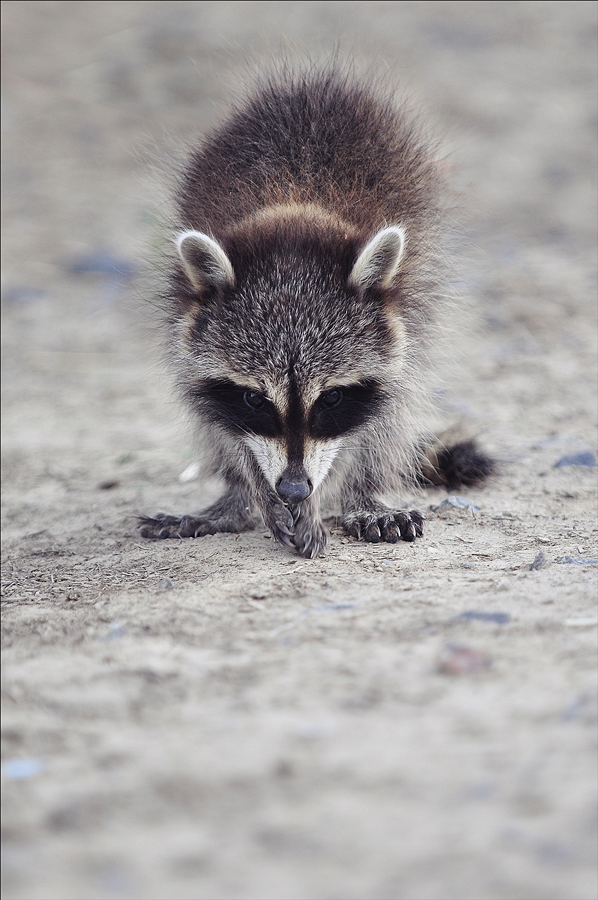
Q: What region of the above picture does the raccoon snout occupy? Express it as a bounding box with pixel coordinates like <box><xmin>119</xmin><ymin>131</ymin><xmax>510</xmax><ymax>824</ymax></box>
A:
<box><xmin>276</xmin><ymin>472</ymin><xmax>313</xmax><ymax>505</ymax></box>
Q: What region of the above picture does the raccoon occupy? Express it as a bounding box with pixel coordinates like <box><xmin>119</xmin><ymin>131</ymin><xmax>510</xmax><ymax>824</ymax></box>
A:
<box><xmin>139</xmin><ymin>67</ymin><xmax>494</xmax><ymax>558</ymax></box>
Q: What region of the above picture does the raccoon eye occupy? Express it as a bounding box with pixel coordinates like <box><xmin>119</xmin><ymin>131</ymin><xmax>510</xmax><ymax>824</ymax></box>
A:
<box><xmin>320</xmin><ymin>389</ymin><xmax>342</xmax><ymax>409</ymax></box>
<box><xmin>244</xmin><ymin>390</ymin><xmax>265</xmax><ymax>410</ymax></box>
<box><xmin>201</xmin><ymin>380</ymin><xmax>282</xmax><ymax>438</ymax></box>
<box><xmin>310</xmin><ymin>380</ymin><xmax>383</xmax><ymax>439</ymax></box>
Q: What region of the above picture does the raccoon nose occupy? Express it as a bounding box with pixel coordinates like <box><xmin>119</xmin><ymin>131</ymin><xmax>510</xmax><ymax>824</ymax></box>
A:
<box><xmin>276</xmin><ymin>473</ymin><xmax>313</xmax><ymax>504</ymax></box>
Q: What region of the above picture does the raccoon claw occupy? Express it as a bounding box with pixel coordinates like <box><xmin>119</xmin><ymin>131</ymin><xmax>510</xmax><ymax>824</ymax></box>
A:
<box><xmin>407</xmin><ymin>510</ymin><xmax>425</xmax><ymax>538</ymax></box>
<box><xmin>293</xmin><ymin>522</ymin><xmax>328</xmax><ymax>559</ymax></box>
<box><xmin>379</xmin><ymin>515</ymin><xmax>400</xmax><ymax>543</ymax></box>
<box><xmin>364</xmin><ymin>520</ymin><xmax>382</xmax><ymax>542</ymax></box>
<box><xmin>274</xmin><ymin>521</ymin><xmax>295</xmax><ymax>545</ymax></box>
<box><xmin>267</xmin><ymin>505</ymin><xmax>296</xmax><ymax>548</ymax></box>
<box><xmin>343</xmin><ymin>509</ymin><xmax>424</xmax><ymax>544</ymax></box>
<box><xmin>138</xmin><ymin>513</ymin><xmax>183</xmax><ymax>539</ymax></box>
<box><xmin>393</xmin><ymin>512</ymin><xmax>416</xmax><ymax>542</ymax></box>
<box><xmin>275</xmin><ymin>519</ymin><xmax>294</xmax><ymax>536</ymax></box>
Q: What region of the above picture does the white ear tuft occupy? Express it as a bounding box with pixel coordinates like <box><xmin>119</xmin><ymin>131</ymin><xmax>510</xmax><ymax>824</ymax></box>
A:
<box><xmin>349</xmin><ymin>226</ymin><xmax>406</xmax><ymax>292</ymax></box>
<box><xmin>176</xmin><ymin>231</ymin><xmax>235</xmax><ymax>294</ymax></box>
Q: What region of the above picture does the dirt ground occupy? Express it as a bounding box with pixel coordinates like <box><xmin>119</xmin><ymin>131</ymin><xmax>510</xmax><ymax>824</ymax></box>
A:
<box><xmin>1</xmin><ymin>3</ymin><xmax>597</xmax><ymax>899</ymax></box>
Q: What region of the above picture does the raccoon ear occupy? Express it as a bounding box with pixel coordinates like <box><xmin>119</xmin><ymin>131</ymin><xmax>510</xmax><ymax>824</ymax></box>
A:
<box><xmin>348</xmin><ymin>226</ymin><xmax>406</xmax><ymax>293</ymax></box>
<box><xmin>176</xmin><ymin>231</ymin><xmax>235</xmax><ymax>294</ymax></box>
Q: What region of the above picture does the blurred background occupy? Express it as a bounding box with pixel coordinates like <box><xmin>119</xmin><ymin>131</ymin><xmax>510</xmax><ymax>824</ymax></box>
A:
<box><xmin>2</xmin><ymin>3</ymin><xmax>597</xmax><ymax>899</ymax></box>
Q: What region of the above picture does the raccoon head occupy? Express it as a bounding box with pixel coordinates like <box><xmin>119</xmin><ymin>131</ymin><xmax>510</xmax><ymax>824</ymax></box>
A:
<box><xmin>175</xmin><ymin>217</ymin><xmax>407</xmax><ymax>501</ymax></box>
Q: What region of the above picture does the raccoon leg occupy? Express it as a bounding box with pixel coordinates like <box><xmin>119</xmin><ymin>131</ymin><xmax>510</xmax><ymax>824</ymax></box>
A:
<box><xmin>341</xmin><ymin>485</ymin><xmax>424</xmax><ymax>544</ymax></box>
<box><xmin>138</xmin><ymin>487</ymin><xmax>257</xmax><ymax>540</ymax></box>
<box><xmin>289</xmin><ymin>495</ymin><xmax>328</xmax><ymax>559</ymax></box>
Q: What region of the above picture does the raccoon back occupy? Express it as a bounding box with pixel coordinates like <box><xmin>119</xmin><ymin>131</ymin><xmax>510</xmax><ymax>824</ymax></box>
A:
<box><xmin>176</xmin><ymin>68</ymin><xmax>442</xmax><ymax>242</ymax></box>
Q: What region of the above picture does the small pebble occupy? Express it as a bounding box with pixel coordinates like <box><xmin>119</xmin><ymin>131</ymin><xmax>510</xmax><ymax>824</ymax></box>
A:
<box><xmin>556</xmin><ymin>557</ymin><xmax>598</xmax><ymax>566</ymax></box>
<box><xmin>104</xmin><ymin>622</ymin><xmax>127</xmax><ymax>641</ymax></box>
<box><xmin>178</xmin><ymin>462</ymin><xmax>200</xmax><ymax>483</ymax></box>
<box><xmin>530</xmin><ymin>551</ymin><xmax>547</xmax><ymax>570</ymax></box>
<box><xmin>554</xmin><ymin>451</ymin><xmax>596</xmax><ymax>468</ymax></box>
<box><xmin>2</xmin><ymin>758</ymin><xmax>45</xmax><ymax>780</ymax></box>
<box><xmin>157</xmin><ymin>576</ymin><xmax>174</xmax><ymax>592</ymax></box>
<box><xmin>531</xmin><ymin>438</ymin><xmax>567</xmax><ymax>449</ymax></box>
<box><xmin>437</xmin><ymin>643</ymin><xmax>491</xmax><ymax>675</ymax></box>
<box><xmin>457</xmin><ymin>611</ymin><xmax>510</xmax><ymax>624</ymax></box>
<box><xmin>313</xmin><ymin>603</ymin><xmax>357</xmax><ymax>612</ymax></box>
<box><xmin>435</xmin><ymin>496</ymin><xmax>480</xmax><ymax>512</ymax></box>
<box><xmin>98</xmin><ymin>480</ymin><xmax>119</xmax><ymax>490</ymax></box>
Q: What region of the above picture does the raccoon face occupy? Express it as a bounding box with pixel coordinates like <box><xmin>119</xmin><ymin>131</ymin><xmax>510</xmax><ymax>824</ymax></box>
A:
<box><xmin>177</xmin><ymin>223</ymin><xmax>404</xmax><ymax>500</ymax></box>
<box><xmin>194</xmin><ymin>376</ymin><xmax>385</xmax><ymax>499</ymax></box>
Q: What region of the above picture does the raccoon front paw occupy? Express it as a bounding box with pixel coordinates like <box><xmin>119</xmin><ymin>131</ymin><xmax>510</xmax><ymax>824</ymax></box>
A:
<box><xmin>343</xmin><ymin>509</ymin><xmax>424</xmax><ymax>544</ymax></box>
<box><xmin>293</xmin><ymin>519</ymin><xmax>328</xmax><ymax>559</ymax></box>
<box><xmin>264</xmin><ymin>504</ymin><xmax>296</xmax><ymax>548</ymax></box>
<box><xmin>138</xmin><ymin>513</ymin><xmax>218</xmax><ymax>540</ymax></box>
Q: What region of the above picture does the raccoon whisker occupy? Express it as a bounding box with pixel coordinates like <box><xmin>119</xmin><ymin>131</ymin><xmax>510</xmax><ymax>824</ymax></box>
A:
<box><xmin>322</xmin><ymin>462</ymin><xmax>348</xmax><ymax>479</ymax></box>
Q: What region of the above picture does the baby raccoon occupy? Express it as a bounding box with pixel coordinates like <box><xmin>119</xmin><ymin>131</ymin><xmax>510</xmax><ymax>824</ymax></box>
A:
<box><xmin>139</xmin><ymin>67</ymin><xmax>493</xmax><ymax>557</ymax></box>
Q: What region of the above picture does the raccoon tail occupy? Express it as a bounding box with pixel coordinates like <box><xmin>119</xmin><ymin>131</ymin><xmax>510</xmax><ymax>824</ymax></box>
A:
<box><xmin>418</xmin><ymin>438</ymin><xmax>496</xmax><ymax>491</ymax></box>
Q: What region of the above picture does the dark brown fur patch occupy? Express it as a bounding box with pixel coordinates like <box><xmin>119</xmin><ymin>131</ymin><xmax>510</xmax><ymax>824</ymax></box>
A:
<box><xmin>176</xmin><ymin>69</ymin><xmax>441</xmax><ymax>239</ymax></box>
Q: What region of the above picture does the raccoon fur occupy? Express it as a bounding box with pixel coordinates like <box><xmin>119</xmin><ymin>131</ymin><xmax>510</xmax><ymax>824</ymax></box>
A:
<box><xmin>139</xmin><ymin>67</ymin><xmax>494</xmax><ymax>558</ymax></box>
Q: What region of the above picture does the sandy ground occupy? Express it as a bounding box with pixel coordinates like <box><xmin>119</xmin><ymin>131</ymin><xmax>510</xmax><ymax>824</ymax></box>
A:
<box><xmin>1</xmin><ymin>3</ymin><xmax>597</xmax><ymax>899</ymax></box>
